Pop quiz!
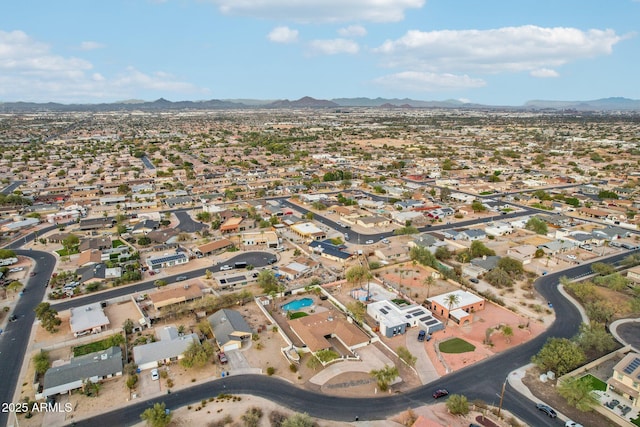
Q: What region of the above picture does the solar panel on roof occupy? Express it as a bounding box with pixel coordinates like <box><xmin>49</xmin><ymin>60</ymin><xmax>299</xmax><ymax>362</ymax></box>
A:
<box><xmin>425</xmin><ymin>319</ymin><xmax>439</xmax><ymax>325</ymax></box>
<box><xmin>623</xmin><ymin>358</ymin><xmax>640</xmax><ymax>374</ymax></box>
<box><xmin>408</xmin><ymin>309</ymin><xmax>422</xmax><ymax>315</ymax></box>
<box><xmin>380</xmin><ymin>308</ymin><xmax>388</xmax><ymax>314</ymax></box>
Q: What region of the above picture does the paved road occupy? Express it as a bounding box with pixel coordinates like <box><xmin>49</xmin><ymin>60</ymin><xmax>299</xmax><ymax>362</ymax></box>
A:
<box><xmin>71</xmin><ymin>252</ymin><xmax>637</xmax><ymax>427</ymax></box>
<box><xmin>0</xmin><ymin>180</ymin><xmax>25</xmax><ymax>195</ymax></box>
<box><xmin>0</xmin><ymin>250</ymin><xmax>56</xmax><ymax>427</ymax></box>
<box><xmin>50</xmin><ymin>251</ymin><xmax>274</xmax><ymax>312</ymax></box>
<box><xmin>174</xmin><ymin>210</ymin><xmax>207</xmax><ymax>233</ymax></box>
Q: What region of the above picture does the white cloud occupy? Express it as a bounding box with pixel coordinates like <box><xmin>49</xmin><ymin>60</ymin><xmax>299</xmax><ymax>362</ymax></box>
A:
<box><xmin>372</xmin><ymin>71</ymin><xmax>486</xmax><ymax>91</ymax></box>
<box><xmin>79</xmin><ymin>41</ymin><xmax>106</xmax><ymax>51</ymax></box>
<box><xmin>209</xmin><ymin>0</ymin><xmax>424</xmax><ymax>23</ymax></box>
<box><xmin>530</xmin><ymin>68</ymin><xmax>559</xmax><ymax>78</ymax></box>
<box><xmin>268</xmin><ymin>26</ymin><xmax>299</xmax><ymax>43</ymax></box>
<box><xmin>0</xmin><ymin>30</ymin><xmax>203</xmax><ymax>102</ymax></box>
<box><xmin>308</xmin><ymin>38</ymin><xmax>359</xmax><ymax>55</ymax></box>
<box><xmin>375</xmin><ymin>25</ymin><xmax>623</xmax><ymax>74</ymax></box>
<box><xmin>338</xmin><ymin>25</ymin><xmax>367</xmax><ymax>37</ymax></box>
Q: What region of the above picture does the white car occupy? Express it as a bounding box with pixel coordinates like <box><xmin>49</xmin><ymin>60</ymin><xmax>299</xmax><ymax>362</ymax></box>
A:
<box><xmin>9</xmin><ymin>267</ymin><xmax>24</xmax><ymax>273</ymax></box>
<box><xmin>365</xmin><ymin>240</ymin><xmax>374</xmax><ymax>244</ymax></box>
<box><xmin>567</xmin><ymin>254</ymin><xmax>577</xmax><ymax>260</ymax></box>
<box><xmin>220</xmin><ymin>265</ymin><xmax>233</xmax><ymax>271</ymax></box>
<box><xmin>565</xmin><ymin>421</ymin><xmax>584</xmax><ymax>427</ymax></box>
<box><xmin>151</xmin><ymin>368</ymin><xmax>159</xmax><ymax>381</ymax></box>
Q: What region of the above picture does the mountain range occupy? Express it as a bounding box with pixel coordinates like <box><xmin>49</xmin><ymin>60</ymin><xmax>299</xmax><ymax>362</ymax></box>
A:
<box><xmin>0</xmin><ymin>96</ymin><xmax>638</xmax><ymax>113</ymax></box>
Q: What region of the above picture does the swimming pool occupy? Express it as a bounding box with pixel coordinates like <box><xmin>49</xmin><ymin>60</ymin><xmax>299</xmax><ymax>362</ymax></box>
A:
<box><xmin>282</xmin><ymin>297</ymin><xmax>314</xmax><ymax>311</ymax></box>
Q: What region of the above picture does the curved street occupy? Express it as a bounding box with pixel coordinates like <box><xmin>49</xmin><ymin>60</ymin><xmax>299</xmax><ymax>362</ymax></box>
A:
<box><xmin>1</xmin><ymin>232</ymin><xmax>637</xmax><ymax>427</ymax></box>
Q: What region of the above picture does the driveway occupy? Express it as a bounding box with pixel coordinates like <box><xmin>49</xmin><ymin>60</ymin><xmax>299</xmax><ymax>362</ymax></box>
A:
<box><xmin>405</xmin><ymin>328</ymin><xmax>439</xmax><ymax>384</ymax></box>
<box><xmin>137</xmin><ymin>367</ymin><xmax>162</xmax><ymax>397</ymax></box>
<box><xmin>308</xmin><ymin>344</ymin><xmax>392</xmax><ymax>386</ymax></box>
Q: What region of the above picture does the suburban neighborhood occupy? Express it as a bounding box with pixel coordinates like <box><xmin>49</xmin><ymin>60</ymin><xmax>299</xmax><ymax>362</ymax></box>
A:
<box><xmin>0</xmin><ymin>106</ymin><xmax>639</xmax><ymax>427</ymax></box>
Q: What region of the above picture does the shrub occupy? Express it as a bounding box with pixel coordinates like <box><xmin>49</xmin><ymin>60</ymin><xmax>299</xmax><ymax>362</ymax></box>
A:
<box><xmin>266</xmin><ymin>366</ymin><xmax>275</xmax><ymax>376</ymax></box>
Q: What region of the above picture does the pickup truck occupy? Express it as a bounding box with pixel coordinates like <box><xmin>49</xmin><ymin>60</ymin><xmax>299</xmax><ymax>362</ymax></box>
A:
<box><xmin>218</xmin><ymin>352</ymin><xmax>228</xmax><ymax>364</ymax></box>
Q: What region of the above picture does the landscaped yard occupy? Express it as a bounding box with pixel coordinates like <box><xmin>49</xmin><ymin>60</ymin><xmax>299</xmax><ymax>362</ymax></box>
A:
<box><xmin>439</xmin><ymin>338</ymin><xmax>476</xmax><ymax>354</ymax></box>
<box><xmin>112</xmin><ymin>239</ymin><xmax>125</xmax><ymax>248</ymax></box>
<box><xmin>289</xmin><ymin>312</ymin><xmax>308</xmax><ymax>320</ymax></box>
<box><xmin>73</xmin><ymin>335</ymin><xmax>124</xmax><ymax>357</ymax></box>
<box><xmin>579</xmin><ymin>373</ymin><xmax>607</xmax><ymax>391</ymax></box>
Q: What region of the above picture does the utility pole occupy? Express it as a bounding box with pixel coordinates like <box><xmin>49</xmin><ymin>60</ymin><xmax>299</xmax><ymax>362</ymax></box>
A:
<box><xmin>497</xmin><ymin>378</ymin><xmax>507</xmax><ymax>418</ymax></box>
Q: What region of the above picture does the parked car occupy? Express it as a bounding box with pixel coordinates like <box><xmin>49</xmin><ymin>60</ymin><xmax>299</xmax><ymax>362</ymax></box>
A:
<box><xmin>417</xmin><ymin>330</ymin><xmax>426</xmax><ymax>342</ymax></box>
<box><xmin>536</xmin><ymin>403</ymin><xmax>557</xmax><ymax>418</ymax></box>
<box><xmin>218</xmin><ymin>352</ymin><xmax>228</xmax><ymax>364</ymax></box>
<box><xmin>8</xmin><ymin>314</ymin><xmax>18</xmax><ymax>322</ymax></box>
<box><xmin>565</xmin><ymin>421</ymin><xmax>584</xmax><ymax>427</ymax></box>
<box><xmin>176</xmin><ymin>275</ymin><xmax>188</xmax><ymax>282</ymax></box>
<box><xmin>469</xmin><ymin>277</ymin><xmax>479</xmax><ymax>284</ymax></box>
<box><xmin>381</xmin><ymin>238</ymin><xmax>390</xmax><ymax>244</ymax></box>
<box><xmin>567</xmin><ymin>254</ymin><xmax>577</xmax><ymax>260</ymax></box>
<box><xmin>29</xmin><ymin>272</ymin><xmax>36</xmax><ymax>277</ymax></box>
<box><xmin>432</xmin><ymin>389</ymin><xmax>449</xmax><ymax>399</ymax></box>
<box><xmin>151</xmin><ymin>368</ymin><xmax>159</xmax><ymax>381</ymax></box>
<box><xmin>9</xmin><ymin>267</ymin><xmax>24</xmax><ymax>273</ymax></box>
<box><xmin>365</xmin><ymin>240</ymin><xmax>374</xmax><ymax>244</ymax></box>
<box><xmin>220</xmin><ymin>265</ymin><xmax>233</xmax><ymax>271</ymax></box>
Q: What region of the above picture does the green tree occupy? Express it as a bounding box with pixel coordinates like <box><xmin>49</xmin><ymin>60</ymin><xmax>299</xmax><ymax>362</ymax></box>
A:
<box><xmin>257</xmin><ymin>269</ymin><xmax>278</xmax><ymax>294</ymax></box>
<box><xmin>180</xmin><ymin>341</ymin><xmax>214</xmax><ymax>368</ymax></box>
<box><xmin>501</xmin><ymin>325</ymin><xmax>513</xmax><ymax>343</ymax></box>
<box><xmin>140</xmin><ymin>402</ymin><xmax>172</xmax><ymax>427</ymax></box>
<box><xmin>484</xmin><ymin>268</ymin><xmax>513</xmax><ymax>288</ymax></box>
<box><xmin>444</xmin><ymin>293</ymin><xmax>461</xmax><ymax>326</ymax></box>
<box><xmin>7</xmin><ymin>280</ymin><xmax>23</xmax><ymax>295</ymax></box>
<box><xmin>585</xmin><ymin>301</ymin><xmax>615</xmax><ymax>324</ymax></box>
<box><xmin>497</xmin><ymin>257</ymin><xmax>524</xmax><ymax>276</ymax></box>
<box><xmin>241</xmin><ymin>407</ymin><xmax>263</xmax><ymax>427</ymax></box>
<box><xmin>196</xmin><ymin>211</ymin><xmax>211</xmax><ymax>222</ymax></box>
<box><xmin>532</xmin><ymin>337</ymin><xmax>585</xmax><ymax>376</ymax></box>
<box><xmin>346</xmin><ymin>301</ymin><xmax>366</xmax><ymax>324</ymax></box>
<box><xmin>591</xmin><ymin>262</ymin><xmax>616</xmax><ymax>276</ymax></box>
<box><xmin>575</xmin><ymin>322</ymin><xmax>616</xmax><ymax>353</ymax></box>
<box><xmin>281</xmin><ymin>413</ymin><xmax>314</xmax><ymax>427</ymax></box>
<box><xmin>393</xmin><ymin>225</ymin><xmax>419</xmax><ymax>235</ymax></box>
<box><xmin>409</xmin><ymin>246</ymin><xmax>438</xmax><ymax>269</ymax></box>
<box><xmin>62</xmin><ymin>234</ymin><xmax>80</xmax><ymax>254</ymax></box>
<box><xmin>153</xmin><ymin>279</ymin><xmax>167</xmax><ymax>288</ymax></box>
<box><xmin>397</xmin><ymin>346</ymin><xmax>417</xmax><ymax>367</ymax></box>
<box><xmin>469</xmin><ymin>241</ymin><xmax>495</xmax><ymax>258</ymax></box>
<box><xmin>471</xmin><ymin>200</ymin><xmax>486</xmax><ymax>212</ymax></box>
<box><xmin>445</xmin><ymin>394</ymin><xmax>470</xmax><ymax>415</ymax></box>
<box><xmin>123</xmin><ymin>318</ymin><xmax>135</xmax><ymax>335</ymax></box>
<box><xmin>0</xmin><ymin>249</ymin><xmax>17</xmax><ymax>259</ymax></box>
<box><xmin>33</xmin><ymin>350</ymin><xmax>50</xmax><ymax>375</ymax></box>
<box><xmin>557</xmin><ymin>376</ymin><xmax>599</xmax><ymax>412</ymax></box>
<box><xmin>434</xmin><ymin>246</ymin><xmax>452</xmax><ymax>261</ymax></box>
<box><xmin>345</xmin><ymin>265</ymin><xmax>371</xmax><ymax>289</ymax></box>
<box><xmin>525</xmin><ymin>217</ymin><xmax>548</xmax><ymax>235</ymax></box>
<box><xmin>370</xmin><ymin>365</ymin><xmax>399</xmax><ymax>391</ymax></box>
<box><xmin>34</xmin><ymin>302</ymin><xmax>62</xmax><ymax>333</ymax></box>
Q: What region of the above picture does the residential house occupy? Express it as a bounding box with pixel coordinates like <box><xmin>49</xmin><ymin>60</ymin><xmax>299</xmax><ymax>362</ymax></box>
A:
<box><xmin>78</xmin><ymin>237</ymin><xmax>111</xmax><ymax>252</ymax></box>
<box><xmin>627</xmin><ymin>266</ymin><xmax>640</xmax><ymax>284</ymax></box>
<box><xmin>536</xmin><ymin>239</ymin><xmax>578</xmax><ymax>255</ymax></box>
<box><xmin>427</xmin><ymin>290</ymin><xmax>485</xmax><ymax>326</ymax></box>
<box><xmin>42</xmin><ymin>346</ymin><xmax>123</xmax><ymax>398</ymax></box>
<box><xmin>278</xmin><ymin>257</ymin><xmax>319</xmax><ymax>281</ymax></box>
<box><xmin>131</xmin><ymin>219</ymin><xmax>159</xmax><ymax>235</ymax></box>
<box><xmin>69</xmin><ymin>302</ymin><xmax>110</xmax><ymax>337</ymax></box>
<box><xmin>288</xmin><ymin>310</ymin><xmax>370</xmax><ymax>353</ymax></box>
<box><xmin>146</xmin><ymin>252</ymin><xmax>188</xmax><ymax>270</ymax></box>
<box><xmin>290</xmin><ymin>222</ymin><xmax>327</xmax><ymax>241</ymax></box>
<box><xmin>367</xmin><ymin>300</ymin><xmax>443</xmax><ymax>337</ymax></box>
<box><xmin>132</xmin><ymin>325</ymin><xmax>200</xmax><ymax>370</ymax></box>
<box><xmin>506</xmin><ymin>245</ymin><xmax>537</xmax><ymax>265</ymax></box>
<box><xmin>356</xmin><ymin>215</ymin><xmax>392</xmax><ymax>228</ymax></box>
<box><xmin>195</xmin><ymin>239</ymin><xmax>234</xmax><ymax>256</ymax></box>
<box><xmin>607</xmin><ymin>352</ymin><xmax>640</xmax><ymax>408</ymax></box>
<box><xmin>208</xmin><ymin>309</ymin><xmax>252</xmax><ymax>352</ymax></box>
<box><xmin>458</xmin><ymin>229</ymin><xmax>487</xmax><ymax>241</ymax></box>
<box><xmin>148</xmin><ymin>282</ymin><xmax>204</xmax><ymax>313</ymax></box>
<box><xmin>374</xmin><ymin>245</ymin><xmax>410</xmax><ymax>262</ymax></box>
<box><xmin>309</xmin><ymin>240</ymin><xmax>352</xmax><ymax>263</ymax></box>
<box><xmin>470</xmin><ymin>255</ymin><xmax>501</xmax><ymax>274</ymax></box>
<box><xmin>484</xmin><ymin>221</ymin><xmax>513</xmax><ymax>237</ymax></box>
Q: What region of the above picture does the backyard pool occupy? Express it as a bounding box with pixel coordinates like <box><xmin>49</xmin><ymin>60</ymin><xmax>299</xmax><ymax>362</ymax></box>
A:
<box><xmin>282</xmin><ymin>297</ymin><xmax>314</xmax><ymax>311</ymax></box>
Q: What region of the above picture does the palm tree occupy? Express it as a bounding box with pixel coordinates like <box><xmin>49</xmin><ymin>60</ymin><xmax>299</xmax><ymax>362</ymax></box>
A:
<box><xmin>444</xmin><ymin>293</ymin><xmax>461</xmax><ymax>327</ymax></box>
<box><xmin>423</xmin><ymin>276</ymin><xmax>435</xmax><ymax>299</ymax></box>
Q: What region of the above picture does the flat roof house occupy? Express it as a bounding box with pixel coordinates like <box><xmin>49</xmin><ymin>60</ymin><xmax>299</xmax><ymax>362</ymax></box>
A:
<box><xmin>607</xmin><ymin>352</ymin><xmax>640</xmax><ymax>408</ymax></box>
<box><xmin>367</xmin><ymin>300</ymin><xmax>443</xmax><ymax>337</ymax></box>
<box><xmin>428</xmin><ymin>290</ymin><xmax>485</xmax><ymax>326</ymax></box>
<box><xmin>146</xmin><ymin>252</ymin><xmax>188</xmax><ymax>270</ymax></box>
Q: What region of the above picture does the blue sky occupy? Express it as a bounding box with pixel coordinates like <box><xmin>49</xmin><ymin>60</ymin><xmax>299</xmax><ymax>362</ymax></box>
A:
<box><xmin>1</xmin><ymin>0</ymin><xmax>638</xmax><ymax>104</ymax></box>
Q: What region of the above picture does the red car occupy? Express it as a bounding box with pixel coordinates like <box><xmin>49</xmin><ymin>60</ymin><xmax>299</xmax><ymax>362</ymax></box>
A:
<box><xmin>432</xmin><ymin>389</ymin><xmax>449</xmax><ymax>399</ymax></box>
<box><xmin>218</xmin><ymin>352</ymin><xmax>228</xmax><ymax>364</ymax></box>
